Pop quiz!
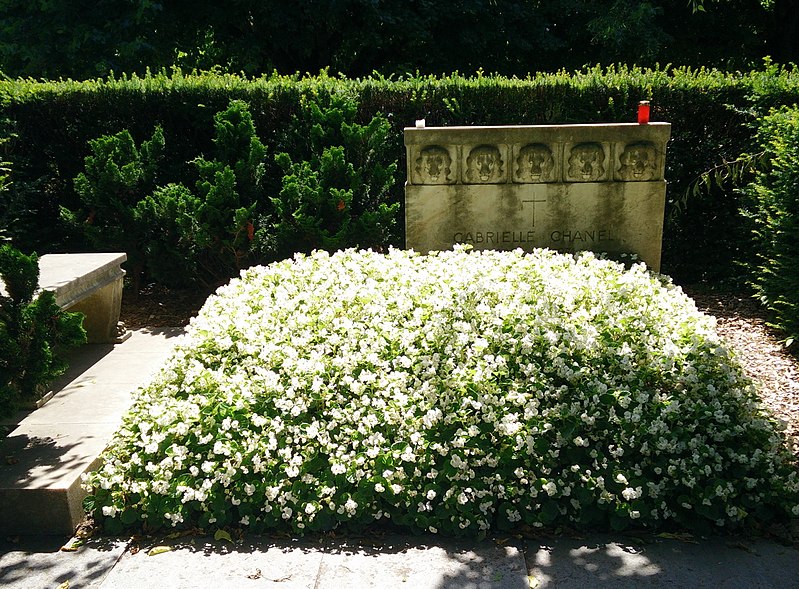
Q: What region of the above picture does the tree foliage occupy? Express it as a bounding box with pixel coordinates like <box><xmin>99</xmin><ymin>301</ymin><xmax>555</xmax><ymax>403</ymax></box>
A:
<box><xmin>0</xmin><ymin>0</ymin><xmax>793</xmax><ymax>81</ymax></box>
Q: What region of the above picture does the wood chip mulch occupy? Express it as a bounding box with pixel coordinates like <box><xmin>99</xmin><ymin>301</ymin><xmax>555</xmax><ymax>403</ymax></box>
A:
<box><xmin>684</xmin><ymin>286</ymin><xmax>799</xmax><ymax>459</ymax></box>
<box><xmin>120</xmin><ymin>283</ymin><xmax>211</xmax><ymax>329</ymax></box>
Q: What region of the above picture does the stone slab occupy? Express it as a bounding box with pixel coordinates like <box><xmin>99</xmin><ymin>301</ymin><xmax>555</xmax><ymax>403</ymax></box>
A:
<box><xmin>404</xmin><ymin>123</ymin><xmax>672</xmax><ymax>153</ymax></box>
<box><xmin>0</xmin><ymin>536</ymin><xmax>129</xmax><ymax>589</ymax></box>
<box><xmin>406</xmin><ymin>181</ymin><xmax>665</xmax><ymax>269</ymax></box>
<box><xmin>0</xmin><ymin>328</ymin><xmax>183</xmax><ymax>535</ymax></box>
<box><xmin>526</xmin><ymin>535</ymin><xmax>799</xmax><ymax>588</ymax></box>
<box><xmin>3</xmin><ymin>531</ymin><xmax>798</xmax><ymax>589</ymax></box>
<box><xmin>0</xmin><ymin>252</ymin><xmax>128</xmax><ymax>343</ymax></box>
<box><xmin>99</xmin><ymin>535</ymin><xmax>529</xmax><ymax>589</ymax></box>
<box><xmin>100</xmin><ymin>537</ymin><xmax>324</xmax><ymax>589</ymax></box>
<box><xmin>35</xmin><ymin>253</ymin><xmax>127</xmax><ymax>310</ymax></box>
<box><xmin>405</xmin><ymin>123</ymin><xmax>671</xmax><ymax>271</ymax></box>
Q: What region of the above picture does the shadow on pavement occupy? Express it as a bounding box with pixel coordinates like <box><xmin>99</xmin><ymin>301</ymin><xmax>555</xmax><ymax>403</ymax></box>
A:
<box><xmin>524</xmin><ymin>533</ymin><xmax>799</xmax><ymax>589</ymax></box>
<box><xmin>0</xmin><ymin>534</ymin><xmax>128</xmax><ymax>588</ymax></box>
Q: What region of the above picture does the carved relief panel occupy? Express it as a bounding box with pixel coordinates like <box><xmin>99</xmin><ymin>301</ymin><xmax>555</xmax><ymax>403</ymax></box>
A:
<box><xmin>414</xmin><ymin>145</ymin><xmax>455</xmax><ymax>184</ymax></box>
<box><xmin>514</xmin><ymin>143</ymin><xmax>556</xmax><ymax>183</ymax></box>
<box><xmin>616</xmin><ymin>141</ymin><xmax>658</xmax><ymax>181</ymax></box>
<box><xmin>565</xmin><ymin>142</ymin><xmax>608</xmax><ymax>182</ymax></box>
<box><xmin>464</xmin><ymin>145</ymin><xmax>505</xmax><ymax>184</ymax></box>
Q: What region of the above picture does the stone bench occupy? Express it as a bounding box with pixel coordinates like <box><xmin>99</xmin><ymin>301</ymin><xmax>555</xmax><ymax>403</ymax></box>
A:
<box><xmin>32</xmin><ymin>253</ymin><xmax>129</xmax><ymax>344</ymax></box>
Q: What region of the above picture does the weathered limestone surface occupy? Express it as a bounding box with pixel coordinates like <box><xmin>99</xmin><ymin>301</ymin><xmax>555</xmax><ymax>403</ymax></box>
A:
<box><xmin>405</xmin><ymin>123</ymin><xmax>671</xmax><ymax>271</ymax></box>
<box><xmin>0</xmin><ymin>328</ymin><xmax>183</xmax><ymax>535</ymax></box>
<box><xmin>0</xmin><ymin>252</ymin><xmax>128</xmax><ymax>343</ymax></box>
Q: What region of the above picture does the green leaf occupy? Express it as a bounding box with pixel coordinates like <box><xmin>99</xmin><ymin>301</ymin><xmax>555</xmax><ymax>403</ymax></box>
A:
<box><xmin>103</xmin><ymin>517</ymin><xmax>124</xmax><ymax>535</ymax></box>
<box><xmin>539</xmin><ymin>500</ymin><xmax>560</xmax><ymax>524</ymax></box>
<box><xmin>120</xmin><ymin>509</ymin><xmax>139</xmax><ymax>525</ymax></box>
<box><xmin>214</xmin><ymin>529</ymin><xmax>233</xmax><ymax>543</ymax></box>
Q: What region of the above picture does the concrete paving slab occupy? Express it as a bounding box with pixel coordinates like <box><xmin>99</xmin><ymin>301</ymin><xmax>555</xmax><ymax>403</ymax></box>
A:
<box><xmin>1</xmin><ymin>423</ymin><xmax>114</xmax><ymax>488</ymax></box>
<box><xmin>111</xmin><ymin>327</ymin><xmax>185</xmax><ymax>350</ymax></box>
<box><xmin>64</xmin><ymin>329</ymin><xmax>184</xmax><ymax>386</ymax></box>
<box><xmin>98</xmin><ymin>534</ymin><xmax>529</xmax><ymax>589</ymax></box>
<box><xmin>0</xmin><ymin>346</ymin><xmax>116</xmax><ymax>430</ymax></box>
<box><xmin>17</xmin><ymin>382</ymin><xmax>138</xmax><ymax>426</ymax></box>
<box><xmin>525</xmin><ymin>534</ymin><xmax>799</xmax><ymax>588</ymax></box>
<box><xmin>0</xmin><ymin>535</ymin><xmax>129</xmax><ymax>588</ymax></box>
<box><xmin>313</xmin><ymin>536</ymin><xmax>528</xmax><ymax>589</ymax></box>
<box><xmin>100</xmin><ymin>537</ymin><xmax>324</xmax><ymax>589</ymax></box>
<box><xmin>0</xmin><ymin>328</ymin><xmax>183</xmax><ymax>535</ymax></box>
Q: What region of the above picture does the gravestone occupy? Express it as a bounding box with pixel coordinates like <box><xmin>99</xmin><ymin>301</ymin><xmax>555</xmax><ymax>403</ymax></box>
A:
<box><xmin>404</xmin><ymin>122</ymin><xmax>671</xmax><ymax>271</ymax></box>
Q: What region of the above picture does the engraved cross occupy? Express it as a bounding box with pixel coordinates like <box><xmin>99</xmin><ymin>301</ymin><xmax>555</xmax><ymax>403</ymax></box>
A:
<box><xmin>521</xmin><ymin>197</ymin><xmax>547</xmax><ymax>226</ymax></box>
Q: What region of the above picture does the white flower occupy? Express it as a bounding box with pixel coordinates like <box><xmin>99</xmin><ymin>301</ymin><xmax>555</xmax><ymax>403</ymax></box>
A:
<box><xmin>622</xmin><ymin>487</ymin><xmax>641</xmax><ymax>501</ymax></box>
<box><xmin>450</xmin><ymin>454</ymin><xmax>466</xmax><ymax>470</ymax></box>
<box><xmin>82</xmin><ymin>247</ymin><xmax>796</xmax><ymax>538</ymax></box>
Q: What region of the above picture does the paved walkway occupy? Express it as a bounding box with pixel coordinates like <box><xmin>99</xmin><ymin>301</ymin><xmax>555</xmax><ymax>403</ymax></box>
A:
<box><xmin>2</xmin><ymin>531</ymin><xmax>798</xmax><ymax>588</ymax></box>
<box><xmin>1</xmin><ymin>328</ymin><xmax>798</xmax><ymax>588</ymax></box>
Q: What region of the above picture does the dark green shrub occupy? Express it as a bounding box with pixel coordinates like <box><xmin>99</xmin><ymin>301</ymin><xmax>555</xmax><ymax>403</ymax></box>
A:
<box><xmin>134</xmin><ymin>100</ymin><xmax>266</xmax><ymax>288</ymax></box>
<box><xmin>0</xmin><ymin>245</ymin><xmax>86</xmax><ymax>414</ymax></box>
<box><xmin>4</xmin><ymin>67</ymin><xmax>799</xmax><ymax>283</ymax></box>
<box><xmin>73</xmin><ymin>96</ymin><xmax>399</xmax><ymax>288</ymax></box>
<box><xmin>265</xmin><ymin>92</ymin><xmax>399</xmax><ymax>258</ymax></box>
<box><xmin>68</xmin><ymin>126</ymin><xmax>165</xmax><ymax>290</ymax></box>
<box><xmin>132</xmin><ymin>183</ymin><xmax>202</xmax><ymax>287</ymax></box>
<box><xmin>740</xmin><ymin>106</ymin><xmax>799</xmax><ymax>346</ymax></box>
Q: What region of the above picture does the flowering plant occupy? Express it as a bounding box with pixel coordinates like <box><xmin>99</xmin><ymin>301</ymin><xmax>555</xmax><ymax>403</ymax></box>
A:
<box><xmin>84</xmin><ymin>247</ymin><xmax>799</xmax><ymax>535</ymax></box>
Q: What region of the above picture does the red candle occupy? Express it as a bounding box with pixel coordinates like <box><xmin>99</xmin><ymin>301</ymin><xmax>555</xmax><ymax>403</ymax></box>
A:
<box><xmin>638</xmin><ymin>101</ymin><xmax>650</xmax><ymax>124</ymax></box>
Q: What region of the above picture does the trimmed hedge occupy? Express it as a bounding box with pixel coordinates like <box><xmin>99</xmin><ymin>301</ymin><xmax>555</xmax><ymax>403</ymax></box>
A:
<box><xmin>741</xmin><ymin>106</ymin><xmax>799</xmax><ymax>346</ymax></box>
<box><xmin>2</xmin><ymin>65</ymin><xmax>799</xmax><ymax>283</ymax></box>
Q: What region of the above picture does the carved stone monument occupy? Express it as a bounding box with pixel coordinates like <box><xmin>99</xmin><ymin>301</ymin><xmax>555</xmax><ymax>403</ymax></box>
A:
<box><xmin>405</xmin><ymin>123</ymin><xmax>671</xmax><ymax>271</ymax></box>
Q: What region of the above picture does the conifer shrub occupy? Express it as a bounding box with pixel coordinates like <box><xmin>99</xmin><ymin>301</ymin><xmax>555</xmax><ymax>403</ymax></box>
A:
<box><xmin>264</xmin><ymin>92</ymin><xmax>398</xmax><ymax>259</ymax></box>
<box><xmin>741</xmin><ymin>106</ymin><xmax>799</xmax><ymax>347</ymax></box>
<box><xmin>133</xmin><ymin>100</ymin><xmax>266</xmax><ymax>288</ymax></box>
<box><xmin>0</xmin><ymin>245</ymin><xmax>86</xmax><ymax>414</ymax></box>
<box><xmin>67</xmin><ymin>126</ymin><xmax>165</xmax><ymax>290</ymax></box>
<box><xmin>5</xmin><ymin>66</ymin><xmax>799</xmax><ymax>282</ymax></box>
<box><xmin>68</xmin><ymin>97</ymin><xmax>399</xmax><ymax>288</ymax></box>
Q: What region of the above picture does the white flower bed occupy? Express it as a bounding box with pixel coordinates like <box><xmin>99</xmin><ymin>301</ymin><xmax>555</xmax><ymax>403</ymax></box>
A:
<box><xmin>84</xmin><ymin>247</ymin><xmax>799</xmax><ymax>535</ymax></box>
